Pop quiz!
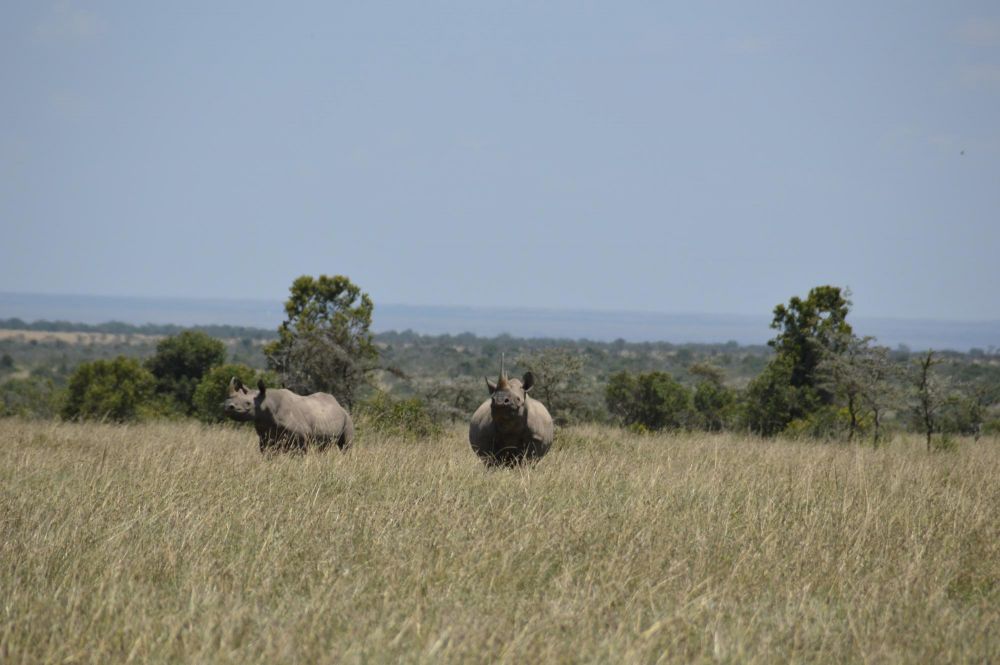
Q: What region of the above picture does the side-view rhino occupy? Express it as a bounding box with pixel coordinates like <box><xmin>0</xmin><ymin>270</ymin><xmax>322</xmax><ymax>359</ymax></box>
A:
<box><xmin>224</xmin><ymin>378</ymin><xmax>354</xmax><ymax>453</ymax></box>
<box><xmin>469</xmin><ymin>356</ymin><xmax>554</xmax><ymax>466</ymax></box>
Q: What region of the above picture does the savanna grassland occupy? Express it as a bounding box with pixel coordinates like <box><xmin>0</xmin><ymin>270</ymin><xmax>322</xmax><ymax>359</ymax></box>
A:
<box><xmin>2</xmin><ymin>420</ymin><xmax>998</xmax><ymax>664</ymax></box>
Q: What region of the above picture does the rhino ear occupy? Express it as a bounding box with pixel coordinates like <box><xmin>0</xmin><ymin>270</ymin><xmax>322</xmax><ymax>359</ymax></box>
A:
<box><xmin>257</xmin><ymin>379</ymin><xmax>267</xmax><ymax>396</ymax></box>
<box><xmin>230</xmin><ymin>377</ymin><xmax>244</xmax><ymax>395</ymax></box>
<box><xmin>486</xmin><ymin>377</ymin><xmax>498</xmax><ymax>394</ymax></box>
<box><xmin>522</xmin><ymin>372</ymin><xmax>535</xmax><ymax>393</ymax></box>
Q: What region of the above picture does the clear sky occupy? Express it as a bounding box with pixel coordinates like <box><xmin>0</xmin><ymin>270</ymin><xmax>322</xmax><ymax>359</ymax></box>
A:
<box><xmin>2</xmin><ymin>2</ymin><xmax>998</xmax><ymax>321</ymax></box>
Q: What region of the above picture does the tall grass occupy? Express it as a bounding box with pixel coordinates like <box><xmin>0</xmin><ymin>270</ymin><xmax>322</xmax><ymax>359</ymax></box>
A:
<box><xmin>1</xmin><ymin>420</ymin><xmax>998</xmax><ymax>663</ymax></box>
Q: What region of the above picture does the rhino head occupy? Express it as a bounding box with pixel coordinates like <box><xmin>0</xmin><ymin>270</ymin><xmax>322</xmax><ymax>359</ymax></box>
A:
<box><xmin>224</xmin><ymin>377</ymin><xmax>266</xmax><ymax>421</ymax></box>
<box><xmin>485</xmin><ymin>355</ymin><xmax>535</xmax><ymax>426</ymax></box>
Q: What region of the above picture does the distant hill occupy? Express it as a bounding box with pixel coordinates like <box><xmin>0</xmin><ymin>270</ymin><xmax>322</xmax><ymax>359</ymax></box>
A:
<box><xmin>1</xmin><ymin>292</ymin><xmax>997</xmax><ymax>351</ymax></box>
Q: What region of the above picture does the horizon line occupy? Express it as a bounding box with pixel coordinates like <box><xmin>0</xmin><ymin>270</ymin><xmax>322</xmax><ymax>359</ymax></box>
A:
<box><xmin>2</xmin><ymin>290</ymin><xmax>998</xmax><ymax>326</ymax></box>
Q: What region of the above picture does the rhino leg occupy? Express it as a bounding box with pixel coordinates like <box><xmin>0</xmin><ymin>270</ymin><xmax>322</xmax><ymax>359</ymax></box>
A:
<box><xmin>332</xmin><ymin>415</ymin><xmax>354</xmax><ymax>452</ymax></box>
<box><xmin>336</xmin><ymin>428</ymin><xmax>352</xmax><ymax>451</ymax></box>
<box><xmin>523</xmin><ymin>437</ymin><xmax>551</xmax><ymax>461</ymax></box>
<box><xmin>483</xmin><ymin>437</ymin><xmax>551</xmax><ymax>467</ymax></box>
<box><xmin>258</xmin><ymin>432</ymin><xmax>279</xmax><ymax>456</ymax></box>
<box><xmin>312</xmin><ymin>435</ymin><xmax>335</xmax><ymax>452</ymax></box>
<box><xmin>284</xmin><ymin>433</ymin><xmax>307</xmax><ymax>454</ymax></box>
<box><xmin>491</xmin><ymin>446</ymin><xmax>527</xmax><ymax>468</ymax></box>
<box><xmin>257</xmin><ymin>427</ymin><xmax>302</xmax><ymax>455</ymax></box>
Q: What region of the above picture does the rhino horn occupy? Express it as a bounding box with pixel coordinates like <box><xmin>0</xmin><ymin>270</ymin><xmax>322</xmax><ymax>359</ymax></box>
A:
<box><xmin>497</xmin><ymin>353</ymin><xmax>509</xmax><ymax>389</ymax></box>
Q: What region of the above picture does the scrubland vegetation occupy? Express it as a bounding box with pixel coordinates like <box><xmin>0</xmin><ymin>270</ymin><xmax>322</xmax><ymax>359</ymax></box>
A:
<box><xmin>1</xmin><ymin>419</ymin><xmax>998</xmax><ymax>663</ymax></box>
<box><xmin>1</xmin><ymin>280</ymin><xmax>998</xmax><ymax>465</ymax></box>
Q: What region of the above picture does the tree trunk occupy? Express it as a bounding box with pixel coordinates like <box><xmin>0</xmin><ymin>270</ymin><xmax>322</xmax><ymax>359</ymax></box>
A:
<box><xmin>847</xmin><ymin>393</ymin><xmax>857</xmax><ymax>442</ymax></box>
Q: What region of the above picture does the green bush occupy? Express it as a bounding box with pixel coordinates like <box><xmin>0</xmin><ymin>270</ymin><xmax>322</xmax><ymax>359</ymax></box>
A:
<box><xmin>931</xmin><ymin>433</ymin><xmax>959</xmax><ymax>452</ymax></box>
<box><xmin>61</xmin><ymin>357</ymin><xmax>157</xmax><ymax>422</ymax></box>
<box><xmin>192</xmin><ymin>364</ymin><xmax>277</xmax><ymax>423</ymax></box>
<box><xmin>146</xmin><ymin>331</ymin><xmax>226</xmax><ymax>415</ymax></box>
<box><xmin>938</xmin><ymin>395</ymin><xmax>984</xmax><ymax>437</ymax></box>
<box><xmin>355</xmin><ymin>389</ymin><xmax>441</xmax><ymax>438</ymax></box>
<box><xmin>605</xmin><ymin>371</ymin><xmax>692</xmax><ymax>432</ymax></box>
<box><xmin>782</xmin><ymin>406</ymin><xmax>863</xmax><ymax>441</ymax></box>
<box><xmin>0</xmin><ymin>377</ymin><xmax>62</xmax><ymax>419</ymax></box>
<box><xmin>981</xmin><ymin>419</ymin><xmax>1000</xmax><ymax>437</ymax></box>
<box><xmin>742</xmin><ymin>355</ymin><xmax>800</xmax><ymax>436</ymax></box>
<box><xmin>692</xmin><ymin>381</ymin><xmax>738</xmax><ymax>431</ymax></box>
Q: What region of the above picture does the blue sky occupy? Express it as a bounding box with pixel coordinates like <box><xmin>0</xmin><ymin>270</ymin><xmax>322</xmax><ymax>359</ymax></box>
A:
<box><xmin>2</xmin><ymin>2</ymin><xmax>998</xmax><ymax>320</ymax></box>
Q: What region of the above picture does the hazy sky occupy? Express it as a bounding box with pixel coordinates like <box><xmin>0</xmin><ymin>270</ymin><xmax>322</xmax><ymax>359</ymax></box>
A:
<box><xmin>2</xmin><ymin>2</ymin><xmax>998</xmax><ymax>320</ymax></box>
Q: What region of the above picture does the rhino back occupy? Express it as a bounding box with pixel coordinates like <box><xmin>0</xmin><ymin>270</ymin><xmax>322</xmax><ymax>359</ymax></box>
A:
<box><xmin>265</xmin><ymin>389</ymin><xmax>348</xmax><ymax>438</ymax></box>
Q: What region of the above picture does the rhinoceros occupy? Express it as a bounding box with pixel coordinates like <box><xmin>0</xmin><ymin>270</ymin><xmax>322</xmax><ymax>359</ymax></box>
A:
<box><xmin>469</xmin><ymin>356</ymin><xmax>554</xmax><ymax>466</ymax></box>
<box><xmin>224</xmin><ymin>378</ymin><xmax>354</xmax><ymax>453</ymax></box>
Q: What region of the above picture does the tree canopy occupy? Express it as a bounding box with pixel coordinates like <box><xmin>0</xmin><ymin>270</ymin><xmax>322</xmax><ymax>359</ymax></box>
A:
<box><xmin>770</xmin><ymin>285</ymin><xmax>853</xmax><ymax>401</ymax></box>
<box><xmin>62</xmin><ymin>357</ymin><xmax>156</xmax><ymax>422</ymax></box>
<box><xmin>747</xmin><ymin>285</ymin><xmax>855</xmax><ymax>433</ymax></box>
<box><xmin>145</xmin><ymin>331</ymin><xmax>226</xmax><ymax>415</ymax></box>
<box><xmin>605</xmin><ymin>370</ymin><xmax>692</xmax><ymax>432</ymax></box>
<box><xmin>264</xmin><ymin>275</ymin><xmax>378</xmax><ymax>406</ymax></box>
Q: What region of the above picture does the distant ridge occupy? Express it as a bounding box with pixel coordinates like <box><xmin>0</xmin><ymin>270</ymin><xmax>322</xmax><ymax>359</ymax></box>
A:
<box><xmin>1</xmin><ymin>292</ymin><xmax>997</xmax><ymax>351</ymax></box>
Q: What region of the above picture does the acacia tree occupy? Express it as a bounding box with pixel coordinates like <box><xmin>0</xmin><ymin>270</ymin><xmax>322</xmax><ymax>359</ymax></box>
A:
<box><xmin>818</xmin><ymin>335</ymin><xmax>868</xmax><ymax>441</ymax></box>
<box><xmin>518</xmin><ymin>347</ymin><xmax>586</xmax><ymax>425</ymax></box>
<box><xmin>819</xmin><ymin>333</ymin><xmax>901</xmax><ymax>445</ymax></box>
<box><xmin>856</xmin><ymin>344</ymin><xmax>902</xmax><ymax>446</ymax></box>
<box><xmin>429</xmin><ymin>377</ymin><xmax>481</xmax><ymax>424</ymax></box>
<box><xmin>911</xmin><ymin>350</ymin><xmax>948</xmax><ymax>451</ymax></box>
<box><xmin>264</xmin><ymin>275</ymin><xmax>378</xmax><ymax>407</ymax></box>
<box><xmin>961</xmin><ymin>381</ymin><xmax>1000</xmax><ymax>442</ymax></box>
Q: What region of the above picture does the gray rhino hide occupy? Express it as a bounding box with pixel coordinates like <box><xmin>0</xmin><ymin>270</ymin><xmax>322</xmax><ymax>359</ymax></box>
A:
<box><xmin>226</xmin><ymin>381</ymin><xmax>354</xmax><ymax>453</ymax></box>
<box><xmin>468</xmin><ymin>374</ymin><xmax>554</xmax><ymax>466</ymax></box>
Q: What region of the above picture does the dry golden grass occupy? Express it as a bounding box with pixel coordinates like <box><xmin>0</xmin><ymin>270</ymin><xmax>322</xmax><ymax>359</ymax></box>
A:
<box><xmin>0</xmin><ymin>330</ymin><xmax>161</xmax><ymax>345</ymax></box>
<box><xmin>1</xmin><ymin>420</ymin><xmax>998</xmax><ymax>664</ymax></box>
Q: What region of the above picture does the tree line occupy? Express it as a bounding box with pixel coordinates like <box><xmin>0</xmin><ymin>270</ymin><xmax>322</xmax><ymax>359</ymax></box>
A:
<box><xmin>2</xmin><ymin>277</ymin><xmax>999</xmax><ymax>445</ymax></box>
<box><xmin>601</xmin><ymin>286</ymin><xmax>999</xmax><ymax>446</ymax></box>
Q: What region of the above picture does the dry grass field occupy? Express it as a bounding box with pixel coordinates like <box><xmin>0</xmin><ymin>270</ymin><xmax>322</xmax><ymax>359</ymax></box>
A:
<box><xmin>1</xmin><ymin>420</ymin><xmax>998</xmax><ymax>664</ymax></box>
<box><xmin>0</xmin><ymin>330</ymin><xmax>161</xmax><ymax>345</ymax></box>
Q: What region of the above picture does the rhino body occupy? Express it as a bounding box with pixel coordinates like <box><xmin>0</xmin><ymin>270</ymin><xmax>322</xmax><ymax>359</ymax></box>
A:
<box><xmin>224</xmin><ymin>378</ymin><xmax>354</xmax><ymax>453</ymax></box>
<box><xmin>469</xmin><ymin>362</ymin><xmax>554</xmax><ymax>467</ymax></box>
